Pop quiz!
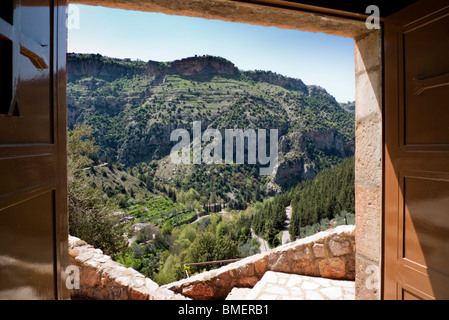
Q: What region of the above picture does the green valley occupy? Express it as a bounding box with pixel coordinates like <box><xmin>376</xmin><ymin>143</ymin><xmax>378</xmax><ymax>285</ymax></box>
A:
<box><xmin>66</xmin><ymin>53</ymin><xmax>355</xmax><ymax>285</ymax></box>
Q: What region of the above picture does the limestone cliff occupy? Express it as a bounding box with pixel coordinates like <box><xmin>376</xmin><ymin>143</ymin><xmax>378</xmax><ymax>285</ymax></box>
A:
<box><xmin>270</xmin><ymin>130</ymin><xmax>354</xmax><ymax>188</ymax></box>
<box><xmin>146</xmin><ymin>55</ymin><xmax>238</xmax><ymax>80</ymax></box>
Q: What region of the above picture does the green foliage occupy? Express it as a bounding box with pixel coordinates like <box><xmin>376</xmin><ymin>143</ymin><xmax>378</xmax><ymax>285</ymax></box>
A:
<box><xmin>128</xmin><ymin>196</ymin><xmax>197</xmax><ymax>233</ymax></box>
<box><xmin>251</xmin><ymin>192</ymin><xmax>290</xmax><ymax>247</ymax></box>
<box><xmin>250</xmin><ymin>156</ymin><xmax>355</xmax><ymax>246</ymax></box>
<box><xmin>289</xmin><ymin>156</ymin><xmax>355</xmax><ymax>239</ymax></box>
<box><xmin>67</xmin><ymin>124</ymin><xmax>127</xmax><ymax>254</ymax></box>
<box><xmin>148</xmin><ymin>210</ymin><xmax>257</xmax><ymax>285</ymax></box>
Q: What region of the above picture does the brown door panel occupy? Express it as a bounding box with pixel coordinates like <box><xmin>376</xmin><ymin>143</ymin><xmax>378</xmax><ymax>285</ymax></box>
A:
<box><xmin>0</xmin><ymin>192</ymin><xmax>56</xmax><ymax>299</ymax></box>
<box><xmin>384</xmin><ymin>0</ymin><xmax>449</xmax><ymax>300</ymax></box>
<box><xmin>0</xmin><ymin>0</ymin><xmax>68</xmax><ymax>299</ymax></box>
<box><xmin>404</xmin><ymin>12</ymin><xmax>449</xmax><ymax>147</ymax></box>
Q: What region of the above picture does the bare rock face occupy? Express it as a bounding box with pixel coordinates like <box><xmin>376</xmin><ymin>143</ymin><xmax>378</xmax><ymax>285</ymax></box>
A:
<box><xmin>67</xmin><ymin>54</ymin><xmax>146</xmax><ymax>82</ymax></box>
<box><xmin>67</xmin><ymin>53</ymin><xmax>355</xmax><ymax>186</ymax></box>
<box><xmin>146</xmin><ymin>55</ymin><xmax>237</xmax><ymax>80</ymax></box>
<box><xmin>271</xmin><ymin>129</ymin><xmax>354</xmax><ymax>188</ymax></box>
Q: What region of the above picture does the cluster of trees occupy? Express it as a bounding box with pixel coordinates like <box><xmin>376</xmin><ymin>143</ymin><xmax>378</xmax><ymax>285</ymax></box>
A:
<box><xmin>67</xmin><ymin>124</ymin><xmax>127</xmax><ymax>254</ymax></box>
<box><xmin>289</xmin><ymin>156</ymin><xmax>355</xmax><ymax>239</ymax></box>
<box><xmin>251</xmin><ymin>156</ymin><xmax>355</xmax><ymax>245</ymax></box>
<box><xmin>115</xmin><ymin>209</ymin><xmax>259</xmax><ymax>285</ymax></box>
<box><xmin>172</xmin><ymin>163</ymin><xmax>267</xmax><ymax>211</ymax></box>
<box><xmin>251</xmin><ymin>193</ymin><xmax>290</xmax><ymax>248</ymax></box>
<box><xmin>68</xmin><ymin>127</ymin><xmax>356</xmax><ymax>290</ymax></box>
<box><xmin>67</xmin><ymin>53</ymin><xmax>354</xmax><ymax>174</ymax></box>
<box><xmin>66</xmin><ymin>54</ymin><xmax>357</xmax><ymax>286</ymax></box>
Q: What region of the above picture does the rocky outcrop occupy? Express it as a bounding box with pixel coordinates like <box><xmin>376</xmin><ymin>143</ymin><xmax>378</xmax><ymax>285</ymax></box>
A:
<box><xmin>271</xmin><ymin>155</ymin><xmax>316</xmax><ymax>189</ymax></box>
<box><xmin>67</xmin><ymin>53</ymin><xmax>355</xmax><ymax>190</ymax></box>
<box><xmin>272</xmin><ymin>130</ymin><xmax>354</xmax><ymax>187</ymax></box>
<box><xmin>246</xmin><ymin>70</ymin><xmax>308</xmax><ymax>93</ymax></box>
<box><xmin>67</xmin><ymin>54</ymin><xmax>146</xmax><ymax>82</ymax></box>
<box><xmin>146</xmin><ymin>55</ymin><xmax>238</xmax><ymax>80</ymax></box>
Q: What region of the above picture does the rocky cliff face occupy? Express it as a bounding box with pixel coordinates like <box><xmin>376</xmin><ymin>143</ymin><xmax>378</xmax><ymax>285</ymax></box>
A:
<box><xmin>146</xmin><ymin>56</ymin><xmax>238</xmax><ymax>80</ymax></box>
<box><xmin>68</xmin><ymin>54</ymin><xmax>146</xmax><ymax>82</ymax></box>
<box><xmin>68</xmin><ymin>53</ymin><xmax>311</xmax><ymax>93</ymax></box>
<box><xmin>272</xmin><ymin>130</ymin><xmax>354</xmax><ymax>188</ymax></box>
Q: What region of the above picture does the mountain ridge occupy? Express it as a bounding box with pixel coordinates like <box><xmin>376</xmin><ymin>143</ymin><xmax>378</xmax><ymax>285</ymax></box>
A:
<box><xmin>68</xmin><ymin>53</ymin><xmax>319</xmax><ymax>94</ymax></box>
<box><xmin>67</xmin><ymin>52</ymin><xmax>355</xmax><ymax>204</ymax></box>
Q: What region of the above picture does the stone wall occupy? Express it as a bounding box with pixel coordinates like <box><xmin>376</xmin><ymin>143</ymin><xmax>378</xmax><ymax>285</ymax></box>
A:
<box><xmin>164</xmin><ymin>225</ymin><xmax>355</xmax><ymax>300</ymax></box>
<box><xmin>68</xmin><ymin>236</ymin><xmax>189</xmax><ymax>300</ymax></box>
<box><xmin>68</xmin><ymin>225</ymin><xmax>354</xmax><ymax>300</ymax></box>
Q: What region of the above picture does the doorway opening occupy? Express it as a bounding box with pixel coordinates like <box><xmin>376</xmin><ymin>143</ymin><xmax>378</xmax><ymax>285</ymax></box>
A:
<box><xmin>66</xmin><ymin>1</ymin><xmax>382</xmax><ymax>300</ymax></box>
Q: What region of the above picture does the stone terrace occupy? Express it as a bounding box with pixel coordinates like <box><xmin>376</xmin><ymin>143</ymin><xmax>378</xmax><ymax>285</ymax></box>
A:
<box><xmin>226</xmin><ymin>271</ymin><xmax>355</xmax><ymax>300</ymax></box>
<box><xmin>68</xmin><ymin>225</ymin><xmax>355</xmax><ymax>300</ymax></box>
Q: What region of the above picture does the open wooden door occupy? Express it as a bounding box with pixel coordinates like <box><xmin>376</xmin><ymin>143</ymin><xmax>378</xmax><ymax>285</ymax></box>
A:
<box><xmin>0</xmin><ymin>0</ymin><xmax>69</xmax><ymax>299</ymax></box>
<box><xmin>384</xmin><ymin>0</ymin><xmax>449</xmax><ymax>300</ymax></box>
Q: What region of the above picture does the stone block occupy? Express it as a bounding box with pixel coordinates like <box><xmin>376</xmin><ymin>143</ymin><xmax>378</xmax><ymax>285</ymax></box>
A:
<box><xmin>254</xmin><ymin>254</ymin><xmax>268</xmax><ymax>276</ymax></box>
<box><xmin>79</xmin><ymin>266</ymin><xmax>101</xmax><ymax>288</ymax></box>
<box><xmin>237</xmin><ymin>276</ymin><xmax>259</xmax><ymax>287</ymax></box>
<box><xmin>328</xmin><ymin>237</ymin><xmax>352</xmax><ymax>257</ymax></box>
<box><xmin>291</xmin><ymin>244</ymin><xmax>312</xmax><ymax>261</ymax></box>
<box><xmin>355</xmin><ymin>115</ymin><xmax>382</xmax><ymax>189</ymax></box>
<box><xmin>128</xmin><ymin>286</ymin><xmax>150</xmax><ymax>300</ymax></box>
<box><xmin>355</xmin><ymin>30</ymin><xmax>382</xmax><ymax>74</ymax></box>
<box><xmin>319</xmin><ymin>258</ymin><xmax>346</xmax><ymax>279</ymax></box>
<box><xmin>312</xmin><ymin>243</ymin><xmax>326</xmax><ymax>258</ymax></box>
<box><xmin>355</xmin><ymin>68</ymin><xmax>382</xmax><ymax>122</ymax></box>
<box><xmin>292</xmin><ymin>261</ymin><xmax>320</xmax><ymax>277</ymax></box>
<box><xmin>268</xmin><ymin>252</ymin><xmax>293</xmax><ymax>274</ymax></box>
<box><xmin>355</xmin><ymin>186</ymin><xmax>381</xmax><ymax>262</ymax></box>
<box><xmin>182</xmin><ymin>282</ymin><xmax>215</xmax><ymax>298</ymax></box>
<box><xmin>355</xmin><ymin>256</ymin><xmax>380</xmax><ymax>300</ymax></box>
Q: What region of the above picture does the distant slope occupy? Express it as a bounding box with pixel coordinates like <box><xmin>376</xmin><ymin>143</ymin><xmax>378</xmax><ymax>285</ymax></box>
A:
<box><xmin>67</xmin><ymin>53</ymin><xmax>355</xmax><ymax>204</ymax></box>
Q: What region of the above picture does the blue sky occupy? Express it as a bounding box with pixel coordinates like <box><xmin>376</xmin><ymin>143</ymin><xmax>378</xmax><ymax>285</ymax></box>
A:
<box><xmin>68</xmin><ymin>4</ymin><xmax>355</xmax><ymax>102</ymax></box>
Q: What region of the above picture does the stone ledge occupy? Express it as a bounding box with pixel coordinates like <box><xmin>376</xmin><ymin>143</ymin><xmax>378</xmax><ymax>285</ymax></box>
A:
<box><xmin>68</xmin><ymin>236</ymin><xmax>189</xmax><ymax>300</ymax></box>
<box><xmin>163</xmin><ymin>225</ymin><xmax>355</xmax><ymax>300</ymax></box>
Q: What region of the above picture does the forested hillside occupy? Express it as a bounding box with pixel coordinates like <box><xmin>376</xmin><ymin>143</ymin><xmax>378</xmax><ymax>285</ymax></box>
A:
<box><xmin>67</xmin><ymin>53</ymin><xmax>355</xmax><ymax>208</ymax></box>
<box><xmin>289</xmin><ymin>156</ymin><xmax>355</xmax><ymax>239</ymax></box>
<box><xmin>66</xmin><ymin>53</ymin><xmax>355</xmax><ymax>285</ymax></box>
<box><xmin>251</xmin><ymin>156</ymin><xmax>354</xmax><ymax>247</ymax></box>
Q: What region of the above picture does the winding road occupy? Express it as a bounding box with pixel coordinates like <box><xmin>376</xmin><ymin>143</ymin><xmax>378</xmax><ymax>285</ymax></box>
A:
<box><xmin>251</xmin><ymin>205</ymin><xmax>292</xmax><ymax>254</ymax></box>
<box><xmin>251</xmin><ymin>228</ymin><xmax>270</xmax><ymax>253</ymax></box>
<box><xmin>281</xmin><ymin>206</ymin><xmax>292</xmax><ymax>245</ymax></box>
